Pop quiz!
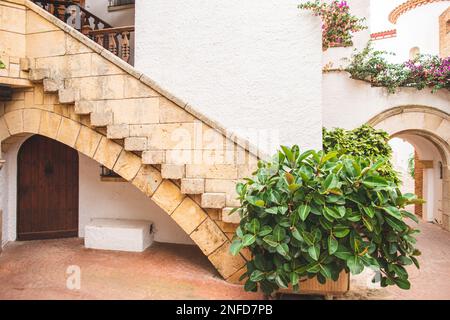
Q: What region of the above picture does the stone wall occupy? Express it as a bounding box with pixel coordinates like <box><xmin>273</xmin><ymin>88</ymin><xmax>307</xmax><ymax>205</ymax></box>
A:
<box><xmin>439</xmin><ymin>6</ymin><xmax>450</xmax><ymax>58</ymax></box>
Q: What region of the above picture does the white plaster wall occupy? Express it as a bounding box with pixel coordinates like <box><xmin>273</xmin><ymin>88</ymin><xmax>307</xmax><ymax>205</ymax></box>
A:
<box><xmin>372</xmin><ymin>2</ymin><xmax>450</xmax><ymax>62</ymax></box>
<box><xmin>1</xmin><ymin>136</ymin><xmax>193</xmax><ymax>245</ymax></box>
<box><xmin>400</xmin><ymin>134</ymin><xmax>444</xmax><ymax>223</ymax></box>
<box><xmin>85</xmin><ymin>0</ymin><xmax>134</xmax><ymax>27</ymax></box>
<box><xmin>135</xmin><ymin>0</ymin><xmax>323</xmax><ymax>154</ymax></box>
<box><xmin>322</xmin><ymin>0</ymin><xmax>371</xmax><ymax>69</ymax></box>
<box><xmin>78</xmin><ymin>153</ymin><xmax>192</xmax><ymax>244</ymax></box>
<box><xmin>322</xmin><ymin>72</ymin><xmax>450</xmax><ymax>129</ymax></box>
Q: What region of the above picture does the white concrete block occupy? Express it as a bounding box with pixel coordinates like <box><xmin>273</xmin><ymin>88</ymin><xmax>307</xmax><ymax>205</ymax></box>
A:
<box><xmin>84</xmin><ymin>218</ymin><xmax>154</xmax><ymax>252</ymax></box>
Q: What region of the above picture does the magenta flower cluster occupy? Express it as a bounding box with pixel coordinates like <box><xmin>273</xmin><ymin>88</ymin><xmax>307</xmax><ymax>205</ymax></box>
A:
<box><xmin>404</xmin><ymin>56</ymin><xmax>450</xmax><ymax>91</ymax></box>
<box><xmin>299</xmin><ymin>0</ymin><xmax>367</xmax><ymax>50</ymax></box>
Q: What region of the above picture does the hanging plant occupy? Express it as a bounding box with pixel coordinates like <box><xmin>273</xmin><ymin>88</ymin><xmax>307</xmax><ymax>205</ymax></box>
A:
<box><xmin>298</xmin><ymin>0</ymin><xmax>367</xmax><ymax>51</ymax></box>
<box><xmin>345</xmin><ymin>43</ymin><xmax>450</xmax><ymax>93</ymax></box>
<box><xmin>230</xmin><ymin>146</ymin><xmax>422</xmax><ymax>296</ymax></box>
<box><xmin>0</xmin><ymin>60</ymin><xmax>5</xmax><ymax>69</ymax></box>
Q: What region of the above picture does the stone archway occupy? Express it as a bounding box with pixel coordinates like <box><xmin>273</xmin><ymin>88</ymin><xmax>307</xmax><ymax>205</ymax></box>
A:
<box><xmin>0</xmin><ymin>107</ymin><xmax>247</xmax><ymax>281</ymax></box>
<box><xmin>368</xmin><ymin>106</ymin><xmax>450</xmax><ymax>231</ymax></box>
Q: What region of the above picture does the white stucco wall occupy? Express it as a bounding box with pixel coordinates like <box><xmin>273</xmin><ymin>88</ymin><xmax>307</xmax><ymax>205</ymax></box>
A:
<box><xmin>78</xmin><ymin>153</ymin><xmax>192</xmax><ymax>244</ymax></box>
<box><xmin>85</xmin><ymin>0</ymin><xmax>134</xmax><ymax>27</ymax></box>
<box><xmin>322</xmin><ymin>0</ymin><xmax>371</xmax><ymax>69</ymax></box>
<box><xmin>372</xmin><ymin>2</ymin><xmax>450</xmax><ymax>62</ymax></box>
<box><xmin>0</xmin><ymin>136</ymin><xmax>193</xmax><ymax>245</ymax></box>
<box><xmin>135</xmin><ymin>0</ymin><xmax>323</xmax><ymax>154</ymax></box>
<box><xmin>322</xmin><ymin>72</ymin><xmax>450</xmax><ymax>129</ymax></box>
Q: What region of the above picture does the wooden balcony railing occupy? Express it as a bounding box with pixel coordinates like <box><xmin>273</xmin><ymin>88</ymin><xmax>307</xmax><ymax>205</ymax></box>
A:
<box><xmin>88</xmin><ymin>26</ymin><xmax>134</xmax><ymax>64</ymax></box>
<box><xmin>32</xmin><ymin>0</ymin><xmax>134</xmax><ymax>64</ymax></box>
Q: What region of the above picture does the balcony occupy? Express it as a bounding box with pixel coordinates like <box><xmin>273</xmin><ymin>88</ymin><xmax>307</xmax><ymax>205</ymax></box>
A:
<box><xmin>108</xmin><ymin>0</ymin><xmax>135</xmax><ymax>11</ymax></box>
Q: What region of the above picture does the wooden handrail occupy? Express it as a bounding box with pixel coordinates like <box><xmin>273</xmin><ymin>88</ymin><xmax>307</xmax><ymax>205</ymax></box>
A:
<box><xmin>32</xmin><ymin>0</ymin><xmax>112</xmax><ymax>31</ymax></box>
<box><xmin>32</xmin><ymin>0</ymin><xmax>134</xmax><ymax>64</ymax></box>
<box><xmin>88</xmin><ymin>26</ymin><xmax>134</xmax><ymax>35</ymax></box>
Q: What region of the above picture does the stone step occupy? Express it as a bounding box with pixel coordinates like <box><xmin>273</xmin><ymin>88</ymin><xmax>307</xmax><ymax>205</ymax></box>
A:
<box><xmin>201</xmin><ymin>193</ymin><xmax>226</xmax><ymax>209</ymax></box>
<box><xmin>221</xmin><ymin>207</ymin><xmax>240</xmax><ymax>224</ymax></box>
<box><xmin>181</xmin><ymin>178</ymin><xmax>205</xmax><ymax>194</ymax></box>
<box><xmin>161</xmin><ymin>164</ymin><xmax>185</xmax><ymax>179</ymax></box>
<box><xmin>124</xmin><ymin>137</ymin><xmax>147</xmax><ymax>152</ymax></box>
<box><xmin>29</xmin><ymin>68</ymin><xmax>50</xmax><ymax>82</ymax></box>
<box><xmin>141</xmin><ymin>150</ymin><xmax>165</xmax><ymax>165</ymax></box>
<box><xmin>43</xmin><ymin>78</ymin><xmax>62</xmax><ymax>93</ymax></box>
<box><xmin>107</xmin><ymin>124</ymin><xmax>129</xmax><ymax>140</ymax></box>
<box><xmin>74</xmin><ymin>100</ymin><xmax>94</xmax><ymax>115</ymax></box>
<box><xmin>58</xmin><ymin>88</ymin><xmax>80</xmax><ymax>104</ymax></box>
<box><xmin>90</xmin><ymin>111</ymin><xmax>113</xmax><ymax>127</ymax></box>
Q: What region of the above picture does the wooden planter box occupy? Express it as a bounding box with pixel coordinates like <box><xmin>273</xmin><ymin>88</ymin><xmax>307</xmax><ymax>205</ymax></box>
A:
<box><xmin>279</xmin><ymin>271</ymin><xmax>350</xmax><ymax>297</ymax></box>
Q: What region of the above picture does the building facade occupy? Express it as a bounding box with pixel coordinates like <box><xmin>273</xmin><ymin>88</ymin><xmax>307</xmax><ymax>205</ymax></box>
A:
<box><xmin>0</xmin><ymin>0</ymin><xmax>449</xmax><ymax>283</ymax></box>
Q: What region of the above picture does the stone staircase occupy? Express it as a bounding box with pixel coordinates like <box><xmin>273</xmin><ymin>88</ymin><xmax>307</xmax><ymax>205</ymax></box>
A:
<box><xmin>27</xmin><ymin>65</ymin><xmax>249</xmax><ymax>226</ymax></box>
<box><xmin>0</xmin><ymin>0</ymin><xmax>265</xmax><ymax>282</ymax></box>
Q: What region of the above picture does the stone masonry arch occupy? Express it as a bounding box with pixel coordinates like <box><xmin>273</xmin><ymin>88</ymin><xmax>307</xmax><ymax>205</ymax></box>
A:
<box><xmin>368</xmin><ymin>106</ymin><xmax>450</xmax><ymax>230</ymax></box>
<box><xmin>0</xmin><ymin>106</ymin><xmax>248</xmax><ymax>281</ymax></box>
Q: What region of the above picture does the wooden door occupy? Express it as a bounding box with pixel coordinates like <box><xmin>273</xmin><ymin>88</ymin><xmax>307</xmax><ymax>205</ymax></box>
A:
<box><xmin>17</xmin><ymin>135</ymin><xmax>79</xmax><ymax>240</ymax></box>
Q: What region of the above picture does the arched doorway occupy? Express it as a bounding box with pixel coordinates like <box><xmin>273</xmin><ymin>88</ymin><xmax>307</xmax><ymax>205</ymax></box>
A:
<box><xmin>368</xmin><ymin>106</ymin><xmax>450</xmax><ymax>230</ymax></box>
<box><xmin>17</xmin><ymin>135</ymin><xmax>79</xmax><ymax>240</ymax></box>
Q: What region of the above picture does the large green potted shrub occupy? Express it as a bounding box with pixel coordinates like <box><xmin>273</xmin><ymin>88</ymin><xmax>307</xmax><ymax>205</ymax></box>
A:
<box><xmin>230</xmin><ymin>146</ymin><xmax>421</xmax><ymax>296</ymax></box>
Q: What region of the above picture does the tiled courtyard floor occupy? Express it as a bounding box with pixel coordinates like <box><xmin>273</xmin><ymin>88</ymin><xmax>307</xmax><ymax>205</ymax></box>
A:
<box><xmin>344</xmin><ymin>221</ymin><xmax>450</xmax><ymax>300</ymax></box>
<box><xmin>0</xmin><ymin>220</ymin><xmax>449</xmax><ymax>300</ymax></box>
<box><xmin>0</xmin><ymin>239</ymin><xmax>262</xmax><ymax>300</ymax></box>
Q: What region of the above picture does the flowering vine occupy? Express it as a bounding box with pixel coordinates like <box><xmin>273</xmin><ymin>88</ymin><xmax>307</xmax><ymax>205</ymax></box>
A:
<box><xmin>298</xmin><ymin>0</ymin><xmax>367</xmax><ymax>51</ymax></box>
<box><xmin>345</xmin><ymin>43</ymin><xmax>450</xmax><ymax>93</ymax></box>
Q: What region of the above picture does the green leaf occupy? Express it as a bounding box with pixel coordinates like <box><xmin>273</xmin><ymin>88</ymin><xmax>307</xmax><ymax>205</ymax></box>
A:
<box><xmin>291</xmin><ymin>227</ymin><xmax>303</xmax><ymax>241</ymax></box>
<box><xmin>334</xmin><ymin>245</ymin><xmax>353</xmax><ymax>260</ymax></box>
<box><xmin>323</xmin><ymin>174</ymin><xmax>338</xmax><ymax>190</ymax></box>
<box><xmin>298</xmin><ymin>204</ymin><xmax>311</xmax><ymax>221</ymax></box>
<box><xmin>230</xmin><ymin>240</ymin><xmax>243</xmax><ymax>256</ymax></box>
<box><xmin>347</xmin><ymin>256</ymin><xmax>364</xmax><ymax>274</ymax></box>
<box><xmin>290</xmin><ymin>272</ymin><xmax>299</xmax><ymax>286</ymax></box>
<box><xmin>276</xmin><ymin>243</ymin><xmax>289</xmax><ymax>257</ymax></box>
<box><xmin>362</xmin><ymin>206</ymin><xmax>375</xmax><ymax>218</ymax></box>
<box><xmin>250</xmin><ymin>270</ymin><xmax>265</xmax><ymax>282</ymax></box>
<box><xmin>320</xmin><ymin>151</ymin><xmax>338</xmax><ymax>165</ymax></box>
<box><xmin>401</xmin><ymin>210</ymin><xmax>419</xmax><ymax>223</ymax></box>
<box><xmin>281</xmin><ymin>145</ymin><xmax>294</xmax><ymax>162</ymax></box>
<box><xmin>275</xmin><ymin>275</ymin><xmax>288</xmax><ymax>289</ymax></box>
<box><xmin>394</xmin><ymin>278</ymin><xmax>411</xmax><ymax>290</ymax></box>
<box><xmin>308</xmin><ymin>244</ymin><xmax>320</xmax><ymax>261</ymax></box>
<box><xmin>273</xmin><ymin>225</ymin><xmax>286</xmax><ymax>242</ymax></box>
<box><xmin>288</xmin><ymin>184</ymin><xmax>301</xmax><ymax>192</ymax></box>
<box><xmin>258</xmin><ymin>226</ymin><xmax>272</xmax><ymax>237</ymax></box>
<box><xmin>334</xmin><ymin>225</ymin><xmax>350</xmax><ymax>238</ymax></box>
<box><xmin>263</xmin><ymin>235</ymin><xmax>279</xmax><ymax>247</ymax></box>
<box><xmin>244</xmin><ymin>280</ymin><xmax>257</xmax><ymax>292</ymax></box>
<box><xmin>242</xmin><ymin>234</ymin><xmax>256</xmax><ymax>247</ymax></box>
<box><xmin>265</xmin><ymin>207</ymin><xmax>279</xmax><ymax>215</ymax></box>
<box><xmin>362</xmin><ymin>176</ymin><xmax>389</xmax><ymax>188</ymax></box>
<box><xmin>328</xmin><ymin>235</ymin><xmax>338</xmax><ymax>255</ymax></box>
<box><xmin>319</xmin><ymin>265</ymin><xmax>332</xmax><ymax>279</ymax></box>
<box><xmin>382</xmin><ymin>206</ymin><xmax>402</xmax><ymax>220</ymax></box>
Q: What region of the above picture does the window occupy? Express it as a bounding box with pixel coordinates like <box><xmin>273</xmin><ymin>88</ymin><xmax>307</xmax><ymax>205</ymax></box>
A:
<box><xmin>108</xmin><ymin>0</ymin><xmax>135</xmax><ymax>7</ymax></box>
<box><xmin>409</xmin><ymin>47</ymin><xmax>420</xmax><ymax>60</ymax></box>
